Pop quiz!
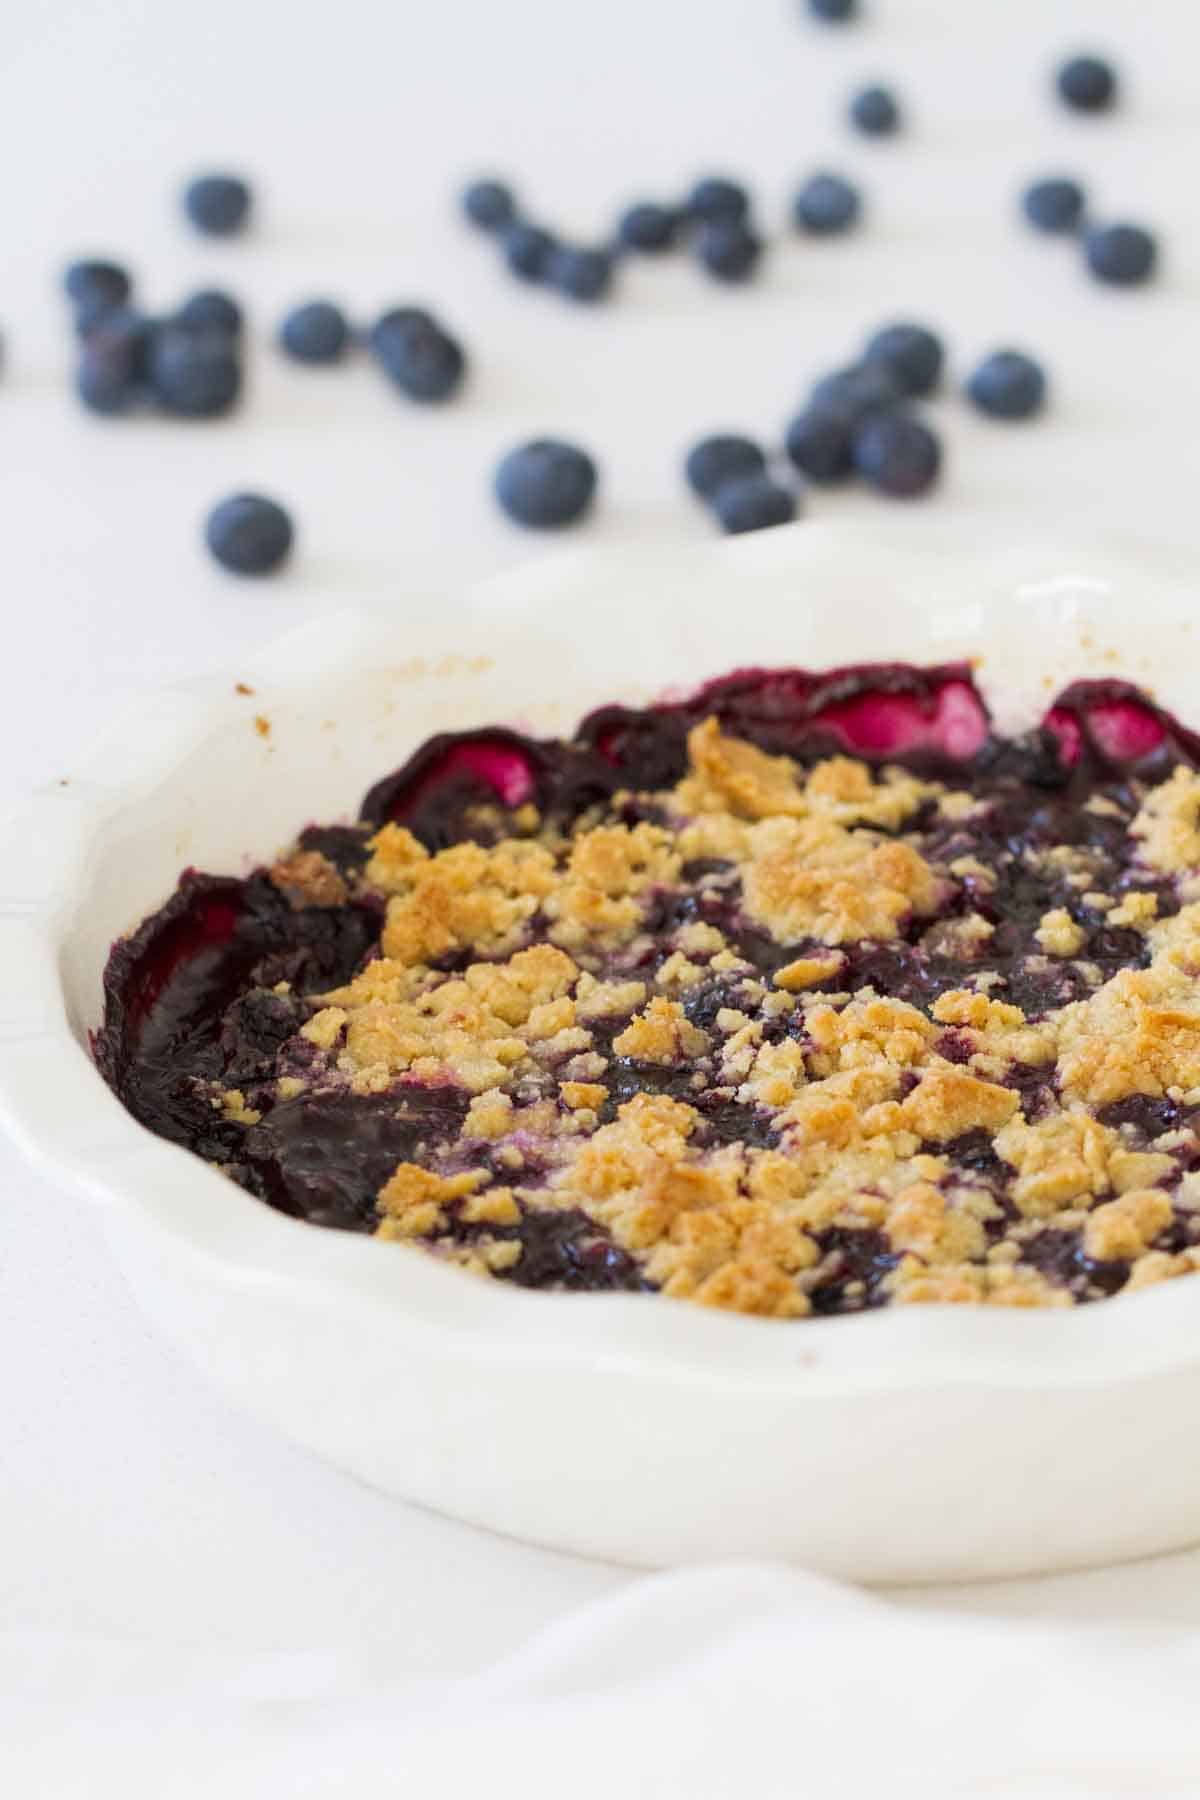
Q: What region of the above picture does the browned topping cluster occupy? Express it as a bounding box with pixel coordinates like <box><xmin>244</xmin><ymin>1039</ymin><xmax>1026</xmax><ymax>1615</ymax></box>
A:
<box><xmin>222</xmin><ymin>722</ymin><xmax>1200</xmax><ymax>1318</ymax></box>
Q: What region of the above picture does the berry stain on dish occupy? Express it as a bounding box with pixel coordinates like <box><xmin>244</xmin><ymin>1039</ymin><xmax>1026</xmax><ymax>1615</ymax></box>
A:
<box><xmin>97</xmin><ymin>662</ymin><xmax>1200</xmax><ymax>1322</ymax></box>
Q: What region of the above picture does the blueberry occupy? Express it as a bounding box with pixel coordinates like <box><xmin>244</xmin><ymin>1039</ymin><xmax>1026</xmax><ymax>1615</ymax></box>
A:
<box><xmin>368</xmin><ymin>310</ymin><xmax>464</xmax><ymax>401</ymax></box>
<box><xmin>862</xmin><ymin>321</ymin><xmax>943</xmax><ymax>397</ymax></box>
<box><xmin>712</xmin><ymin>473</ymin><xmax>798</xmax><ymax>535</ymax></box>
<box><xmin>175</xmin><ymin>289</ymin><xmax>243</xmax><ymax>335</ymax></box>
<box><xmin>547</xmin><ymin>245</ymin><xmax>615</xmax><ymax>302</ymax></box>
<box><xmin>792</xmin><ymin>172</ymin><xmax>861</xmax><ymax>235</ymax></box>
<box><xmin>807</xmin><ymin>0</ymin><xmax>857</xmax><ymax>19</ymax></box>
<box><xmin>64</xmin><ymin>260</ymin><xmax>131</xmax><ymax>326</ymax></box>
<box><xmin>686</xmin><ymin>177</ymin><xmax>750</xmax><ymax>225</ymax></box>
<box><xmin>852</xmin><ymin>413</ymin><xmax>941</xmax><ymax>496</ymax></box>
<box><xmin>462</xmin><ymin>178</ymin><xmax>517</xmax><ymax>231</ymax></box>
<box><xmin>809</xmin><ymin>360</ymin><xmax>903</xmax><ymax>424</ymax></box>
<box><xmin>76</xmin><ymin>323</ymin><xmax>143</xmax><ymax>416</ymax></box>
<box><xmin>205</xmin><ymin>494</ymin><xmax>294</xmax><ymax>575</ymax></box>
<box><xmin>617</xmin><ymin>201</ymin><xmax>680</xmax><ymax>252</ymax></box>
<box><xmin>503</xmin><ymin>221</ymin><xmax>556</xmax><ymax>282</ymax></box>
<box><xmin>494</xmin><ymin>438</ymin><xmax>597</xmax><ymax>529</ymax></box>
<box><xmin>148</xmin><ymin>323</ymin><xmax>241</xmax><ymax>416</ymax></box>
<box><xmin>966</xmin><ymin>349</ymin><xmax>1046</xmax><ymax>420</ymax></box>
<box><xmin>1056</xmin><ymin>54</ymin><xmax>1117</xmax><ymax>113</ymax></box>
<box><xmin>849</xmin><ymin>84</ymin><xmax>900</xmax><ymax>136</ymax></box>
<box><xmin>279</xmin><ymin>299</ymin><xmax>350</xmax><ymax>364</ymax></box>
<box><xmin>183</xmin><ymin>173</ymin><xmax>252</xmax><ymax>236</ymax></box>
<box><xmin>1022</xmin><ymin>177</ymin><xmax>1086</xmax><ymax>235</ymax></box>
<box><xmin>684</xmin><ymin>434</ymin><xmax>767</xmax><ymax>501</ymax></box>
<box><xmin>784</xmin><ymin>409</ymin><xmax>854</xmax><ymax>483</ymax></box>
<box><xmin>696</xmin><ymin>219</ymin><xmax>763</xmax><ymax>282</ymax></box>
<box><xmin>1084</xmin><ymin>222</ymin><xmax>1157</xmax><ymax>286</ymax></box>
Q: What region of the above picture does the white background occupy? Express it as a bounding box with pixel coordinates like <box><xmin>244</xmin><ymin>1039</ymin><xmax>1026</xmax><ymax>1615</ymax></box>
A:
<box><xmin>4</xmin><ymin>0</ymin><xmax>1200</xmax><ymax>1674</ymax></box>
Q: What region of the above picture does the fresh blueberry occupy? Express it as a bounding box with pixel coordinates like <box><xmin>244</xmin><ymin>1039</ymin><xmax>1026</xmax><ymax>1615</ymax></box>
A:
<box><xmin>64</xmin><ymin>260</ymin><xmax>132</xmax><ymax>334</ymax></box>
<box><xmin>807</xmin><ymin>0</ymin><xmax>857</xmax><ymax>19</ymax></box>
<box><xmin>494</xmin><ymin>438</ymin><xmax>597</xmax><ymax>529</ymax></box>
<box><xmin>1084</xmin><ymin>222</ymin><xmax>1157</xmax><ymax>286</ymax></box>
<box><xmin>547</xmin><ymin>246</ymin><xmax>615</xmax><ymax>302</ymax></box>
<box><xmin>686</xmin><ymin>177</ymin><xmax>750</xmax><ymax>225</ymax></box>
<box><xmin>852</xmin><ymin>413</ymin><xmax>941</xmax><ymax>495</ymax></box>
<box><xmin>503</xmin><ymin>221</ymin><xmax>556</xmax><ymax>282</ymax></box>
<box><xmin>148</xmin><ymin>323</ymin><xmax>241</xmax><ymax>416</ymax></box>
<box><xmin>76</xmin><ymin>322</ymin><xmax>144</xmax><ymax>415</ymax></box>
<box><xmin>696</xmin><ymin>219</ymin><xmax>763</xmax><ymax>282</ymax></box>
<box><xmin>369</xmin><ymin>310</ymin><xmax>464</xmax><ymax>401</ymax></box>
<box><xmin>183</xmin><ymin>173</ymin><xmax>252</xmax><ymax>236</ymax></box>
<box><xmin>809</xmin><ymin>360</ymin><xmax>904</xmax><ymax>424</ymax></box>
<box><xmin>617</xmin><ymin>201</ymin><xmax>681</xmax><ymax>252</ymax></box>
<box><xmin>279</xmin><ymin>299</ymin><xmax>350</xmax><ymax>364</ymax></box>
<box><xmin>793</xmin><ymin>171</ymin><xmax>861</xmax><ymax>235</ymax></box>
<box><xmin>369</xmin><ymin>307</ymin><xmax>436</xmax><ymax>353</ymax></box>
<box><xmin>849</xmin><ymin>84</ymin><xmax>900</xmax><ymax>136</ymax></box>
<box><xmin>1021</xmin><ymin>177</ymin><xmax>1086</xmax><ymax>234</ymax></box>
<box><xmin>64</xmin><ymin>259</ymin><xmax>131</xmax><ymax>310</ymax></box>
<box><xmin>712</xmin><ymin>473</ymin><xmax>798</xmax><ymax>535</ymax></box>
<box><xmin>1056</xmin><ymin>54</ymin><xmax>1117</xmax><ymax>113</ymax></box>
<box><xmin>965</xmin><ymin>349</ymin><xmax>1046</xmax><ymax>419</ymax></box>
<box><xmin>175</xmin><ymin>289</ymin><xmax>243</xmax><ymax>336</ymax></box>
<box><xmin>462</xmin><ymin>178</ymin><xmax>517</xmax><ymax>231</ymax></box>
<box><xmin>862</xmin><ymin>322</ymin><xmax>943</xmax><ymax>397</ymax></box>
<box><xmin>784</xmin><ymin>409</ymin><xmax>854</xmax><ymax>483</ymax></box>
<box><xmin>205</xmin><ymin>493</ymin><xmax>294</xmax><ymax>575</ymax></box>
<box><xmin>684</xmin><ymin>434</ymin><xmax>767</xmax><ymax>500</ymax></box>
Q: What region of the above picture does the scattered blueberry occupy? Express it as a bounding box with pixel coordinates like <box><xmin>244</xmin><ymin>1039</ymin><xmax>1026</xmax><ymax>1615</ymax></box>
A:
<box><xmin>279</xmin><ymin>299</ymin><xmax>350</xmax><ymax>364</ymax></box>
<box><xmin>862</xmin><ymin>321</ymin><xmax>943</xmax><ymax>397</ymax></box>
<box><xmin>175</xmin><ymin>289</ymin><xmax>243</xmax><ymax>335</ymax></box>
<box><xmin>369</xmin><ymin>309</ymin><xmax>464</xmax><ymax>401</ymax></box>
<box><xmin>148</xmin><ymin>323</ymin><xmax>240</xmax><ymax>416</ymax></box>
<box><xmin>65</xmin><ymin>261</ymin><xmax>133</xmax><ymax>332</ymax></box>
<box><xmin>503</xmin><ymin>221</ymin><xmax>556</xmax><ymax>282</ymax></box>
<box><xmin>494</xmin><ymin>438</ymin><xmax>597</xmax><ymax>529</ymax></box>
<box><xmin>784</xmin><ymin>409</ymin><xmax>854</xmax><ymax>483</ymax></box>
<box><xmin>965</xmin><ymin>349</ymin><xmax>1047</xmax><ymax>420</ymax></box>
<box><xmin>849</xmin><ymin>84</ymin><xmax>900</xmax><ymax>136</ymax></box>
<box><xmin>793</xmin><ymin>171</ymin><xmax>861</xmax><ymax>235</ymax></box>
<box><xmin>205</xmin><ymin>493</ymin><xmax>294</xmax><ymax>575</ymax></box>
<box><xmin>696</xmin><ymin>219</ymin><xmax>763</xmax><ymax>282</ymax></box>
<box><xmin>1084</xmin><ymin>221</ymin><xmax>1157</xmax><ymax>286</ymax></box>
<box><xmin>809</xmin><ymin>360</ymin><xmax>903</xmax><ymax>424</ymax></box>
<box><xmin>712</xmin><ymin>473</ymin><xmax>798</xmax><ymax>535</ymax></box>
<box><xmin>76</xmin><ymin>326</ymin><xmax>143</xmax><ymax>416</ymax></box>
<box><xmin>64</xmin><ymin>259</ymin><xmax>131</xmax><ymax>311</ymax></box>
<box><xmin>807</xmin><ymin>0</ymin><xmax>857</xmax><ymax>20</ymax></box>
<box><xmin>617</xmin><ymin>201</ymin><xmax>681</xmax><ymax>252</ymax></box>
<box><xmin>1056</xmin><ymin>54</ymin><xmax>1117</xmax><ymax>113</ymax></box>
<box><xmin>183</xmin><ymin>173</ymin><xmax>252</xmax><ymax>236</ymax></box>
<box><xmin>686</xmin><ymin>177</ymin><xmax>750</xmax><ymax>225</ymax></box>
<box><xmin>547</xmin><ymin>245</ymin><xmax>615</xmax><ymax>302</ymax></box>
<box><xmin>462</xmin><ymin>178</ymin><xmax>517</xmax><ymax>231</ymax></box>
<box><xmin>1021</xmin><ymin>177</ymin><xmax>1086</xmax><ymax>235</ymax></box>
<box><xmin>685</xmin><ymin>434</ymin><xmax>767</xmax><ymax>500</ymax></box>
<box><xmin>852</xmin><ymin>412</ymin><xmax>941</xmax><ymax>495</ymax></box>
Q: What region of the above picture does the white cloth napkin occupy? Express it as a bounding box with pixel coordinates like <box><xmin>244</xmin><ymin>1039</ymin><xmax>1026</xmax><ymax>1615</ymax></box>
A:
<box><xmin>7</xmin><ymin>1562</ymin><xmax>1200</xmax><ymax>1797</ymax></box>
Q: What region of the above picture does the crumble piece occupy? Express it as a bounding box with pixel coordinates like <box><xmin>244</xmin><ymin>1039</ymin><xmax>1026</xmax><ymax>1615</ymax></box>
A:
<box><xmin>1035</xmin><ymin>908</ymin><xmax>1086</xmax><ymax>957</ymax></box>
<box><xmin>270</xmin><ymin>850</ymin><xmax>349</xmax><ymax>908</ymax></box>
<box><xmin>613</xmin><ymin>996</ymin><xmax>710</xmax><ymax>1063</ymax></box>
<box><xmin>1130</xmin><ymin>766</ymin><xmax>1200</xmax><ymax>874</ymax></box>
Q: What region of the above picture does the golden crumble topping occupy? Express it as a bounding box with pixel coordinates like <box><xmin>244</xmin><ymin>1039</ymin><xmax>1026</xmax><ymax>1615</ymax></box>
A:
<box><xmin>111</xmin><ymin>696</ymin><xmax>1200</xmax><ymax>1323</ymax></box>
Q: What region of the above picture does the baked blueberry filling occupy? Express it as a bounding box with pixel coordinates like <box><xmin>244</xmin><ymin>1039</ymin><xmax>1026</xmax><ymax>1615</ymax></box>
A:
<box><xmin>96</xmin><ymin>663</ymin><xmax>1200</xmax><ymax>1318</ymax></box>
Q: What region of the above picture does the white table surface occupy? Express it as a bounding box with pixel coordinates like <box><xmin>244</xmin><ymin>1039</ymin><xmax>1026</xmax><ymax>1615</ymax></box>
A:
<box><xmin>5</xmin><ymin>0</ymin><xmax>1200</xmax><ymax>1671</ymax></box>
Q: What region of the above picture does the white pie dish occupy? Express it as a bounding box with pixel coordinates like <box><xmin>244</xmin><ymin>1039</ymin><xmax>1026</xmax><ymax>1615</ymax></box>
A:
<box><xmin>4</xmin><ymin>515</ymin><xmax>1200</xmax><ymax>1584</ymax></box>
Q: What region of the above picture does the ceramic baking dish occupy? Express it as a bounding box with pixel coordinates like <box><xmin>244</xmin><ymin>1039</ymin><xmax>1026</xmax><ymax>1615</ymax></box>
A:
<box><xmin>4</xmin><ymin>516</ymin><xmax>1200</xmax><ymax>1582</ymax></box>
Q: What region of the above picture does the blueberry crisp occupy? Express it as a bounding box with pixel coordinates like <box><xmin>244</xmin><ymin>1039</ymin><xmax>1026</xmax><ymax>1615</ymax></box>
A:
<box><xmin>97</xmin><ymin>663</ymin><xmax>1200</xmax><ymax>1319</ymax></box>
